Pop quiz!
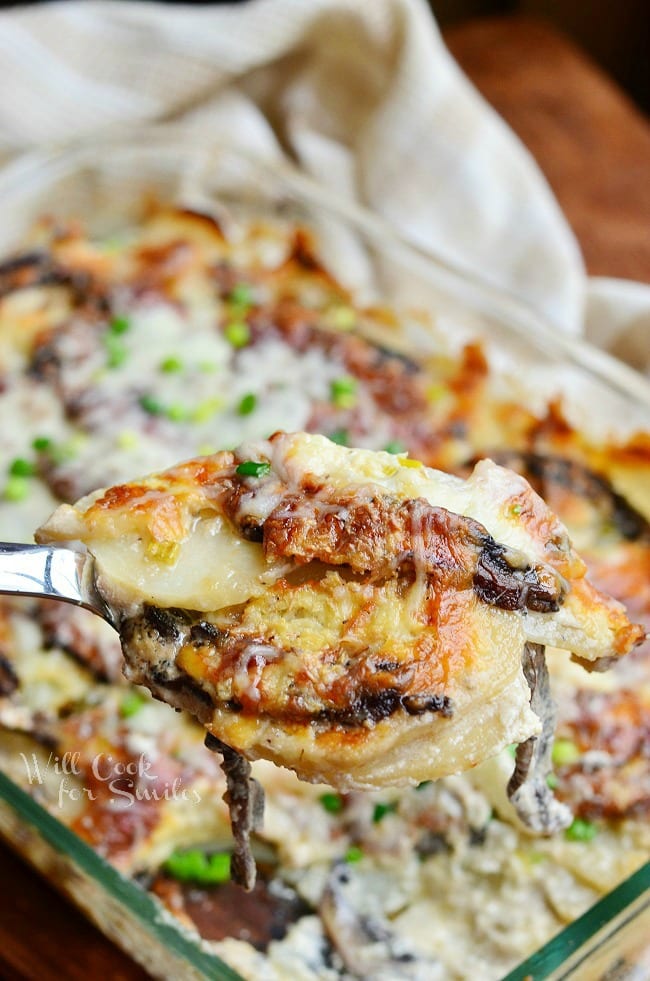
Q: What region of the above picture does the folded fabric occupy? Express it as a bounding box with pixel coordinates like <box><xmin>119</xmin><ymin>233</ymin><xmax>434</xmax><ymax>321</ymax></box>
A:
<box><xmin>0</xmin><ymin>0</ymin><xmax>648</xmax><ymax>366</ymax></box>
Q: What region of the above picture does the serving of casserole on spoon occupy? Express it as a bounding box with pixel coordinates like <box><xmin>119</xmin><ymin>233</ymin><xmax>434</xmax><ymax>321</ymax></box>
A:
<box><xmin>9</xmin><ymin>431</ymin><xmax>643</xmax><ymax>887</ymax></box>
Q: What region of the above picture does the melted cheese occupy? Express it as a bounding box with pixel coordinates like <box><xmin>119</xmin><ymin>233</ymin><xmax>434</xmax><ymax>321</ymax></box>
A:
<box><xmin>39</xmin><ymin>433</ymin><xmax>640</xmax><ymax>664</ymax></box>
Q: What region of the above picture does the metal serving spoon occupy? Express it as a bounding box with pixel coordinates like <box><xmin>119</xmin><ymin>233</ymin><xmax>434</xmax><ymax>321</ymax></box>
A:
<box><xmin>0</xmin><ymin>543</ymin><xmax>262</xmax><ymax>889</ymax></box>
<box><xmin>0</xmin><ymin>542</ymin><xmax>117</xmax><ymax>628</ymax></box>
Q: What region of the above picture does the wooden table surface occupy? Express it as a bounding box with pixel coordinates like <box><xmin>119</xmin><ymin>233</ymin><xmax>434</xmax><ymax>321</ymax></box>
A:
<box><xmin>1</xmin><ymin>14</ymin><xmax>649</xmax><ymax>981</ymax></box>
<box><xmin>445</xmin><ymin>16</ymin><xmax>650</xmax><ymax>283</ymax></box>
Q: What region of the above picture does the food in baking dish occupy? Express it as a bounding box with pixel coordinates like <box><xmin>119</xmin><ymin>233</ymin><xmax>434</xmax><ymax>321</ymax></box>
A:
<box><xmin>1</xmin><ymin>202</ymin><xmax>649</xmax><ymax>978</ymax></box>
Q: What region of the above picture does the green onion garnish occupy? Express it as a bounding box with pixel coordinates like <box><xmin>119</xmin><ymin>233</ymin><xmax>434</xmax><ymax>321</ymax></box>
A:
<box><xmin>104</xmin><ymin>333</ymin><xmax>128</xmax><ymax>369</ymax></box>
<box><xmin>552</xmin><ymin>738</ymin><xmax>581</xmax><ymax>767</ymax></box>
<box><xmin>49</xmin><ymin>435</ymin><xmax>86</xmax><ymax>465</ymax></box>
<box><xmin>3</xmin><ymin>477</ymin><xmax>29</xmax><ymax>502</ymax></box>
<box><xmin>344</xmin><ymin>846</ymin><xmax>364</xmax><ymax>864</ymax></box>
<box><xmin>372</xmin><ymin>802</ymin><xmax>397</xmax><ymax>823</ymax></box>
<box><xmin>116</xmin><ymin>430</ymin><xmax>139</xmax><ymax>450</ymax></box>
<box><xmin>506</xmin><ymin>744</ymin><xmax>518</xmax><ymax>758</ymax></box>
<box><xmin>329</xmin><ymin>429</ymin><xmax>349</xmax><ymax>446</ymax></box>
<box><xmin>119</xmin><ymin>690</ymin><xmax>147</xmax><ymax>719</ymax></box>
<box><xmin>510</xmin><ymin>504</ymin><xmax>523</xmax><ymax>516</ymax></box>
<box><xmin>198</xmin><ymin>443</ymin><xmax>217</xmax><ymax>456</ymax></box>
<box><xmin>565</xmin><ymin>818</ymin><xmax>597</xmax><ymax>843</ymax></box>
<box><xmin>163</xmin><ymin>849</ymin><xmax>231</xmax><ymax>884</ymax></box>
<box><xmin>330</xmin><ymin>376</ymin><xmax>357</xmax><ymax>409</ymax></box>
<box><xmin>546</xmin><ymin>773</ymin><xmax>559</xmax><ymax>790</ymax></box>
<box><xmin>416</xmin><ymin>781</ymin><xmax>431</xmax><ymax>791</ymax></box>
<box><xmin>32</xmin><ymin>436</ymin><xmax>52</xmax><ymax>452</ymax></box>
<box><xmin>224</xmin><ymin>321</ymin><xmax>250</xmax><ymax>348</ymax></box>
<box><xmin>319</xmin><ymin>792</ymin><xmax>343</xmax><ymax>814</ymax></box>
<box><xmin>139</xmin><ymin>394</ymin><xmax>164</xmax><ymax>416</ymax></box>
<box><xmin>237</xmin><ymin>393</ymin><xmax>257</xmax><ymax>416</ymax></box>
<box><xmin>327</xmin><ymin>305</ymin><xmax>356</xmax><ymax>331</ymax></box>
<box><xmin>165</xmin><ymin>403</ymin><xmax>189</xmax><ymax>423</ymax></box>
<box><xmin>192</xmin><ymin>398</ymin><xmax>223</xmax><ymax>423</ymax></box>
<box><xmin>229</xmin><ymin>283</ymin><xmax>254</xmax><ymax>308</ymax></box>
<box><xmin>384</xmin><ymin>440</ymin><xmax>406</xmax><ymax>455</ymax></box>
<box><xmin>109</xmin><ymin>315</ymin><xmax>130</xmax><ymax>335</ymax></box>
<box><xmin>236</xmin><ymin>461</ymin><xmax>271</xmax><ymax>478</ymax></box>
<box><xmin>160</xmin><ymin>356</ymin><xmax>183</xmax><ymax>374</ymax></box>
<box><xmin>9</xmin><ymin>458</ymin><xmax>36</xmax><ymax>478</ymax></box>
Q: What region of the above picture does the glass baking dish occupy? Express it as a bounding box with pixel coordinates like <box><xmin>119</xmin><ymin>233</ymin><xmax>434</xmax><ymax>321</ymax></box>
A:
<box><xmin>0</xmin><ymin>132</ymin><xmax>648</xmax><ymax>980</ymax></box>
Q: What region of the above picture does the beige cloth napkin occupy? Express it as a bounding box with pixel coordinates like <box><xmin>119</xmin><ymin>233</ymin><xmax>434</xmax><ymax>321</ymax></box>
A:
<box><xmin>0</xmin><ymin>0</ymin><xmax>648</xmax><ymax>364</ymax></box>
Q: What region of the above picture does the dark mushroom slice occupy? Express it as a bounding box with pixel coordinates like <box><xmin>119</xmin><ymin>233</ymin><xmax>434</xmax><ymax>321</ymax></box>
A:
<box><xmin>205</xmin><ymin>732</ymin><xmax>265</xmax><ymax>892</ymax></box>
<box><xmin>320</xmin><ymin>862</ymin><xmax>442</xmax><ymax>980</ymax></box>
<box><xmin>0</xmin><ymin>650</ymin><xmax>19</xmax><ymax>697</ymax></box>
<box><xmin>484</xmin><ymin>451</ymin><xmax>650</xmax><ymax>546</ymax></box>
<box><xmin>507</xmin><ymin>643</ymin><xmax>572</xmax><ymax>834</ymax></box>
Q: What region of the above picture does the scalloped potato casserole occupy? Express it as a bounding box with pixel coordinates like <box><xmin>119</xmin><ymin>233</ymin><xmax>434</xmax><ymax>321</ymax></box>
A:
<box><xmin>0</xmin><ymin>203</ymin><xmax>649</xmax><ymax>980</ymax></box>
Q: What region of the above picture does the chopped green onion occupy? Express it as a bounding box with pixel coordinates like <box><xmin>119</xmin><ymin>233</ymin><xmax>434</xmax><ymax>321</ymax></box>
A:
<box><xmin>565</xmin><ymin>818</ymin><xmax>597</xmax><ymax>843</ymax></box>
<box><xmin>344</xmin><ymin>846</ymin><xmax>364</xmax><ymax>864</ymax></box>
<box><xmin>3</xmin><ymin>477</ymin><xmax>29</xmax><ymax>502</ymax></box>
<box><xmin>192</xmin><ymin>398</ymin><xmax>224</xmax><ymax>423</ymax></box>
<box><xmin>372</xmin><ymin>802</ymin><xmax>397</xmax><ymax>824</ymax></box>
<box><xmin>119</xmin><ymin>690</ymin><xmax>147</xmax><ymax>719</ymax></box>
<box><xmin>384</xmin><ymin>440</ymin><xmax>406</xmax><ymax>455</ymax></box>
<box><xmin>416</xmin><ymin>780</ymin><xmax>431</xmax><ymax>791</ymax></box>
<box><xmin>229</xmin><ymin>283</ymin><xmax>254</xmax><ymax>308</ymax></box>
<box><xmin>510</xmin><ymin>504</ymin><xmax>523</xmax><ymax>516</ymax></box>
<box><xmin>236</xmin><ymin>460</ymin><xmax>271</xmax><ymax>478</ymax></box>
<box><xmin>109</xmin><ymin>315</ymin><xmax>130</xmax><ymax>335</ymax></box>
<box><xmin>9</xmin><ymin>458</ymin><xmax>36</xmax><ymax>478</ymax></box>
<box><xmin>329</xmin><ymin>429</ymin><xmax>349</xmax><ymax>446</ymax></box>
<box><xmin>104</xmin><ymin>333</ymin><xmax>128</xmax><ymax>369</ymax></box>
<box><xmin>32</xmin><ymin>436</ymin><xmax>52</xmax><ymax>452</ymax></box>
<box><xmin>165</xmin><ymin>403</ymin><xmax>189</xmax><ymax>423</ymax></box>
<box><xmin>319</xmin><ymin>792</ymin><xmax>343</xmax><ymax>814</ymax></box>
<box><xmin>101</xmin><ymin>237</ymin><xmax>123</xmax><ymax>254</ymax></box>
<box><xmin>147</xmin><ymin>541</ymin><xmax>180</xmax><ymax>565</ymax></box>
<box><xmin>198</xmin><ymin>360</ymin><xmax>218</xmax><ymax>374</ymax></box>
<box><xmin>116</xmin><ymin>430</ymin><xmax>139</xmax><ymax>450</ymax></box>
<box><xmin>330</xmin><ymin>376</ymin><xmax>358</xmax><ymax>409</ymax></box>
<box><xmin>327</xmin><ymin>305</ymin><xmax>356</xmax><ymax>331</ymax></box>
<box><xmin>506</xmin><ymin>744</ymin><xmax>518</xmax><ymax>758</ymax></box>
<box><xmin>525</xmin><ymin>850</ymin><xmax>547</xmax><ymax>865</ymax></box>
<box><xmin>552</xmin><ymin>738</ymin><xmax>581</xmax><ymax>767</ymax></box>
<box><xmin>198</xmin><ymin>443</ymin><xmax>217</xmax><ymax>456</ymax></box>
<box><xmin>546</xmin><ymin>773</ymin><xmax>559</xmax><ymax>790</ymax></box>
<box><xmin>49</xmin><ymin>435</ymin><xmax>87</xmax><ymax>465</ymax></box>
<box><xmin>237</xmin><ymin>393</ymin><xmax>257</xmax><ymax>416</ymax></box>
<box><xmin>224</xmin><ymin>321</ymin><xmax>250</xmax><ymax>348</ymax></box>
<box><xmin>139</xmin><ymin>394</ymin><xmax>164</xmax><ymax>416</ymax></box>
<box><xmin>163</xmin><ymin>849</ymin><xmax>231</xmax><ymax>884</ymax></box>
<box><xmin>160</xmin><ymin>356</ymin><xmax>183</xmax><ymax>374</ymax></box>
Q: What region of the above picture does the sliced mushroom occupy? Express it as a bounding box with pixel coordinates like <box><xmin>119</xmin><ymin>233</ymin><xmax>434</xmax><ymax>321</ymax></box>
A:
<box><xmin>320</xmin><ymin>863</ymin><xmax>442</xmax><ymax>980</ymax></box>
<box><xmin>0</xmin><ymin>650</ymin><xmax>18</xmax><ymax>697</ymax></box>
<box><xmin>205</xmin><ymin>732</ymin><xmax>265</xmax><ymax>891</ymax></box>
<box><xmin>507</xmin><ymin>643</ymin><xmax>572</xmax><ymax>833</ymax></box>
<box><xmin>485</xmin><ymin>451</ymin><xmax>650</xmax><ymax>546</ymax></box>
